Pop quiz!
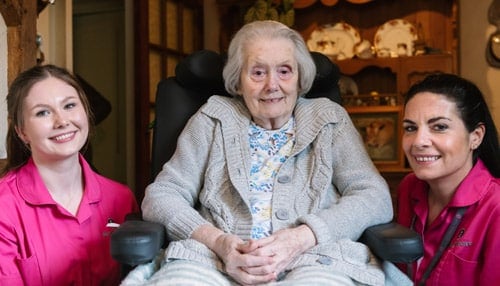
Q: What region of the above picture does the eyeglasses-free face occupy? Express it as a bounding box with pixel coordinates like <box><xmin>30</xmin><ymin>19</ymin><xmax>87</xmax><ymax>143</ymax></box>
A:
<box><xmin>16</xmin><ymin>76</ymin><xmax>89</xmax><ymax>163</ymax></box>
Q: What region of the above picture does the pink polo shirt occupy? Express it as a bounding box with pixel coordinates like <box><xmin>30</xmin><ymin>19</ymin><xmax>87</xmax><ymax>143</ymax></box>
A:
<box><xmin>397</xmin><ymin>160</ymin><xmax>500</xmax><ymax>286</ymax></box>
<box><xmin>0</xmin><ymin>155</ymin><xmax>138</xmax><ymax>286</ymax></box>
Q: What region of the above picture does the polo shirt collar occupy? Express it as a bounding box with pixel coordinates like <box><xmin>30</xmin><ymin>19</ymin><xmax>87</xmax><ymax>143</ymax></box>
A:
<box><xmin>410</xmin><ymin>159</ymin><xmax>492</xmax><ymax>209</ymax></box>
<box><xmin>17</xmin><ymin>154</ymin><xmax>102</xmax><ymax>208</ymax></box>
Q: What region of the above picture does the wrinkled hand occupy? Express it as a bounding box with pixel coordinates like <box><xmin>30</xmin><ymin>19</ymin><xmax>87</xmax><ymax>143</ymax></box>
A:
<box><xmin>211</xmin><ymin>233</ymin><xmax>277</xmax><ymax>285</ymax></box>
<box><xmin>192</xmin><ymin>224</ymin><xmax>315</xmax><ymax>285</ymax></box>
<box><xmin>239</xmin><ymin>225</ymin><xmax>316</xmax><ymax>278</ymax></box>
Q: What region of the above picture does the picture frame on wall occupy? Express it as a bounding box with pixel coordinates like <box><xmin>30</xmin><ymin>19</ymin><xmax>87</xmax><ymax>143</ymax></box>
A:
<box><xmin>346</xmin><ymin>105</ymin><xmax>405</xmax><ymax>170</ymax></box>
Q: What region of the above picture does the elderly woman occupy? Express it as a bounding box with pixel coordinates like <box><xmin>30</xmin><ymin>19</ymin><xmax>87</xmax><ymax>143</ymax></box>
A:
<box><xmin>138</xmin><ymin>20</ymin><xmax>393</xmax><ymax>285</ymax></box>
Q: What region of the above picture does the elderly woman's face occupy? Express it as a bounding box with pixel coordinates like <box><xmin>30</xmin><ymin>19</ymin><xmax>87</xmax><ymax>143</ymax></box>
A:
<box><xmin>238</xmin><ymin>38</ymin><xmax>299</xmax><ymax>130</ymax></box>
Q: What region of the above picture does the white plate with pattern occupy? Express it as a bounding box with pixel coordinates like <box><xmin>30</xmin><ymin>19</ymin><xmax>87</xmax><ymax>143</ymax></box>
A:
<box><xmin>307</xmin><ymin>22</ymin><xmax>361</xmax><ymax>60</ymax></box>
<box><xmin>374</xmin><ymin>19</ymin><xmax>417</xmax><ymax>57</ymax></box>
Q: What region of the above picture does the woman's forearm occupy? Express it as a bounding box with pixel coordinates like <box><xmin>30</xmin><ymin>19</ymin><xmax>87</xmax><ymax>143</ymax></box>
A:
<box><xmin>191</xmin><ymin>224</ymin><xmax>227</xmax><ymax>251</ymax></box>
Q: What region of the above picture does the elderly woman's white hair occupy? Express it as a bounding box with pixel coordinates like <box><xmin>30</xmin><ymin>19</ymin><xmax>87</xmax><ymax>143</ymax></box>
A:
<box><xmin>223</xmin><ymin>20</ymin><xmax>316</xmax><ymax>97</ymax></box>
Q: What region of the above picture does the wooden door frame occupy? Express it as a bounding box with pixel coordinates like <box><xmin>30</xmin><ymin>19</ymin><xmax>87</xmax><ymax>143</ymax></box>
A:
<box><xmin>133</xmin><ymin>0</ymin><xmax>204</xmax><ymax>203</ymax></box>
<box><xmin>133</xmin><ymin>0</ymin><xmax>150</xmax><ymax>202</ymax></box>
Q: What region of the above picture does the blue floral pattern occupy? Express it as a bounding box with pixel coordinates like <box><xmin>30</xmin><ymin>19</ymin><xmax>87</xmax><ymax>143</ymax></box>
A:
<box><xmin>248</xmin><ymin>117</ymin><xmax>295</xmax><ymax>239</ymax></box>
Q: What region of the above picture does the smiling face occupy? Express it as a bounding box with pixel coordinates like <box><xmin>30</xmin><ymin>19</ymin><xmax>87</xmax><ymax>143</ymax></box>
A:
<box><xmin>15</xmin><ymin>76</ymin><xmax>89</xmax><ymax>163</ymax></box>
<box><xmin>402</xmin><ymin>92</ymin><xmax>484</xmax><ymax>185</ymax></box>
<box><xmin>238</xmin><ymin>37</ymin><xmax>299</xmax><ymax>130</ymax></box>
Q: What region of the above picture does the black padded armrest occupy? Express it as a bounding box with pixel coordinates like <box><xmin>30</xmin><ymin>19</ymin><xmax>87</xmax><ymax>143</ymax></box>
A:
<box><xmin>360</xmin><ymin>222</ymin><xmax>423</xmax><ymax>263</ymax></box>
<box><xmin>110</xmin><ymin>220</ymin><xmax>422</xmax><ymax>267</ymax></box>
<box><xmin>110</xmin><ymin>220</ymin><xmax>165</xmax><ymax>266</ymax></box>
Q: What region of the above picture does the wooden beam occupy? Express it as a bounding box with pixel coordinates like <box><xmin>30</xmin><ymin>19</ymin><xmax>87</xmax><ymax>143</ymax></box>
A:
<box><xmin>1</xmin><ymin>0</ymin><xmax>37</xmax><ymax>85</ymax></box>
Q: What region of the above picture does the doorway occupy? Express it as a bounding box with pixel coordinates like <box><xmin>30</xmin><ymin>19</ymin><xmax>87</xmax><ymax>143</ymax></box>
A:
<box><xmin>73</xmin><ymin>0</ymin><xmax>132</xmax><ymax>186</ymax></box>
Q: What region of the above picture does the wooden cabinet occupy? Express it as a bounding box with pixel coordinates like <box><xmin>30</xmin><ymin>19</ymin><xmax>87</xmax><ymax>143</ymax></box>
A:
<box><xmin>336</xmin><ymin>54</ymin><xmax>454</xmax><ymax>172</ymax></box>
<box><xmin>292</xmin><ymin>0</ymin><xmax>458</xmax><ymax>174</ymax></box>
<box><xmin>292</xmin><ymin>1</ymin><xmax>459</xmax><ymax>199</ymax></box>
<box><xmin>336</xmin><ymin>54</ymin><xmax>454</xmax><ymax>101</ymax></box>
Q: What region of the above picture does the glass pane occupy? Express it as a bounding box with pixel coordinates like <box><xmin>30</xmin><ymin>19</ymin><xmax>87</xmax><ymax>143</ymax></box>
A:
<box><xmin>148</xmin><ymin>0</ymin><xmax>161</xmax><ymax>45</ymax></box>
<box><xmin>183</xmin><ymin>7</ymin><xmax>195</xmax><ymax>53</ymax></box>
<box><xmin>166</xmin><ymin>56</ymin><xmax>178</xmax><ymax>79</ymax></box>
<box><xmin>166</xmin><ymin>1</ymin><xmax>178</xmax><ymax>50</ymax></box>
<box><xmin>149</xmin><ymin>51</ymin><xmax>162</xmax><ymax>103</ymax></box>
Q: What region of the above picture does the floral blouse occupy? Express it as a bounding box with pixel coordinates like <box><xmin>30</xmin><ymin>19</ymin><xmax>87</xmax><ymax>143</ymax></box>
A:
<box><xmin>248</xmin><ymin>117</ymin><xmax>295</xmax><ymax>239</ymax></box>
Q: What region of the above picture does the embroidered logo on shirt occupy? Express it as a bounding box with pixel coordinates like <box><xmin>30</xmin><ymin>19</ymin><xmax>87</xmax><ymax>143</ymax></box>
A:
<box><xmin>457</xmin><ymin>228</ymin><xmax>465</xmax><ymax>238</ymax></box>
<box><xmin>450</xmin><ymin>228</ymin><xmax>472</xmax><ymax>247</ymax></box>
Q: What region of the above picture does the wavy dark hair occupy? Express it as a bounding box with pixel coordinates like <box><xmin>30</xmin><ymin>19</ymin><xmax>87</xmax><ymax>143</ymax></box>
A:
<box><xmin>1</xmin><ymin>65</ymin><xmax>94</xmax><ymax>177</ymax></box>
<box><xmin>405</xmin><ymin>73</ymin><xmax>500</xmax><ymax>178</ymax></box>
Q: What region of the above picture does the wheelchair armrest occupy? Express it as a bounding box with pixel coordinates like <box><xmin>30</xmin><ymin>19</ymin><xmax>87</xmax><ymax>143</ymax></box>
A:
<box><xmin>110</xmin><ymin>220</ymin><xmax>165</xmax><ymax>266</ymax></box>
<box><xmin>110</xmin><ymin>220</ymin><xmax>422</xmax><ymax>267</ymax></box>
<box><xmin>360</xmin><ymin>222</ymin><xmax>423</xmax><ymax>263</ymax></box>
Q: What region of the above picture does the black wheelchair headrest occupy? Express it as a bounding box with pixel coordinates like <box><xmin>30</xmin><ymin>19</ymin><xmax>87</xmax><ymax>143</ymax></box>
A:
<box><xmin>306</xmin><ymin>52</ymin><xmax>341</xmax><ymax>104</ymax></box>
<box><xmin>173</xmin><ymin>49</ymin><xmax>341</xmax><ymax>104</ymax></box>
<box><xmin>175</xmin><ymin>50</ymin><xmax>228</xmax><ymax>96</ymax></box>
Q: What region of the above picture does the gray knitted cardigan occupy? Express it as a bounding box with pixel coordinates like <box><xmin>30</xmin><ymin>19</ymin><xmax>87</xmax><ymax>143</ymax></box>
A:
<box><xmin>142</xmin><ymin>95</ymin><xmax>393</xmax><ymax>285</ymax></box>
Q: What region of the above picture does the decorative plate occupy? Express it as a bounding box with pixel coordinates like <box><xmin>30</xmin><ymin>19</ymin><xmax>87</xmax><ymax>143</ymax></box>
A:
<box><xmin>307</xmin><ymin>22</ymin><xmax>361</xmax><ymax>60</ymax></box>
<box><xmin>374</xmin><ymin>19</ymin><xmax>417</xmax><ymax>57</ymax></box>
<box><xmin>338</xmin><ymin>75</ymin><xmax>358</xmax><ymax>96</ymax></box>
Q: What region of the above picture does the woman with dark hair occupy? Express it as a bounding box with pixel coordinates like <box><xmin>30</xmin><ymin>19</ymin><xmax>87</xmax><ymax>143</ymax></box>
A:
<box><xmin>397</xmin><ymin>73</ymin><xmax>500</xmax><ymax>285</ymax></box>
<box><xmin>0</xmin><ymin>65</ymin><xmax>138</xmax><ymax>285</ymax></box>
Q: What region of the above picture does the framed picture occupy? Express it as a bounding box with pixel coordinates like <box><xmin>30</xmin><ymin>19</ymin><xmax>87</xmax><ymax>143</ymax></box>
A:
<box><xmin>346</xmin><ymin>105</ymin><xmax>404</xmax><ymax>170</ymax></box>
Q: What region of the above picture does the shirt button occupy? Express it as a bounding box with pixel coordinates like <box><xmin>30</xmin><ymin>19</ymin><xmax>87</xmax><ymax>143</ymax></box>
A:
<box><xmin>277</xmin><ymin>175</ymin><xmax>291</xmax><ymax>183</ymax></box>
<box><xmin>275</xmin><ymin>209</ymin><xmax>289</xmax><ymax>220</ymax></box>
<box><xmin>317</xmin><ymin>257</ymin><xmax>333</xmax><ymax>265</ymax></box>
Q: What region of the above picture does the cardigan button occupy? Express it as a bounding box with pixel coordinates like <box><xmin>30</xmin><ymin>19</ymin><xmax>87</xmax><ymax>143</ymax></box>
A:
<box><xmin>277</xmin><ymin>175</ymin><xmax>291</xmax><ymax>183</ymax></box>
<box><xmin>317</xmin><ymin>257</ymin><xmax>333</xmax><ymax>265</ymax></box>
<box><xmin>275</xmin><ymin>209</ymin><xmax>289</xmax><ymax>220</ymax></box>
